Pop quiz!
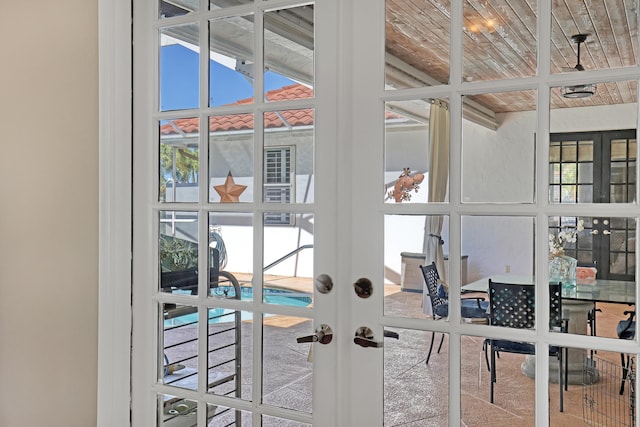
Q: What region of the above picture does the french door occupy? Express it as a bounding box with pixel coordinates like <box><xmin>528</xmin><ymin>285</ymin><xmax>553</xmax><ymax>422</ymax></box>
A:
<box><xmin>128</xmin><ymin>0</ymin><xmax>640</xmax><ymax>426</ymax></box>
<box><xmin>132</xmin><ymin>0</ymin><xmax>344</xmax><ymax>425</ymax></box>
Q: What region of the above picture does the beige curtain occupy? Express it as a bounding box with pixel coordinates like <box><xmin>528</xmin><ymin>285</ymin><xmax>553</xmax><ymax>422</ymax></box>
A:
<box><xmin>423</xmin><ymin>99</ymin><xmax>450</xmax><ymax>315</ymax></box>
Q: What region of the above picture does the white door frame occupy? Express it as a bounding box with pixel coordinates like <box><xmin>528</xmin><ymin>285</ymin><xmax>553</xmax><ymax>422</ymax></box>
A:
<box><xmin>97</xmin><ymin>0</ymin><xmax>133</xmax><ymax>426</ymax></box>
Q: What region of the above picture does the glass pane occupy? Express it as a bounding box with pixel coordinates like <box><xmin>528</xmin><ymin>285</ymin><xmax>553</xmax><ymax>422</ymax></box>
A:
<box><xmin>577</xmin><ymin>185</ymin><xmax>593</xmax><ymax>203</ymax></box>
<box><xmin>209</xmin><ymin>113</ymin><xmax>253</xmax><ymax>203</ymax></box>
<box><xmin>463</xmin><ymin>0</ymin><xmax>537</xmax><ymax>82</ymax></box>
<box><xmin>160</xmin><ymin>211</ymin><xmax>199</xmax><ymax>294</ymax></box>
<box><xmin>209</xmin><ymin>15</ymin><xmax>255</xmax><ymax>107</ymax></box>
<box><xmin>264</xmin><ymin>5</ymin><xmax>314</xmax><ymax>98</ymax></box>
<box><xmin>159</xmin><ymin>395</ymin><xmax>198</xmax><ymax>425</ymax></box>
<box><xmin>384</xmin><ymin>214</ymin><xmax>451</xmax><ymax>320</ymax></box>
<box><xmin>550</xmin><ymin>142</ymin><xmax>561</xmax><ymax>162</ymax></box>
<box><xmin>561</xmin><ymin>163</ymin><xmax>577</xmax><ymax>183</ymax></box>
<box><xmin>160</xmin><ymin>118</ymin><xmax>200</xmax><ymax>203</ymax></box>
<box><xmin>578</xmin><ymin>141</ymin><xmax>594</xmax><ymax>161</ymax></box>
<box><xmin>207</xmin><ymin>309</ymin><xmax>251</xmax><ymax>400</ymax></box>
<box><xmin>160</xmin><ymin>24</ymin><xmax>200</xmax><ymax>111</ymax></box>
<box><xmin>630</xmin><ymin>140</ymin><xmax>637</xmax><ymax>160</ymax></box>
<box><xmin>552</xmin><ymin>3</ymin><xmax>638</xmax><ymax>74</ymax></box>
<box><xmin>160</xmin><ymin>0</ymin><xmax>198</xmax><ymax>18</ymax></box>
<box><xmin>461</xmin><ymin>215</ymin><xmax>535</xmax><ymax>329</ymax></box>
<box><xmin>263</xmin><ymin>213</ymin><xmax>313</xmax><ymax>307</ymax></box>
<box><xmin>550</xmin><ymin>83</ymin><xmax>638</xmax><ymax>204</ymax></box>
<box><xmin>162</xmin><ymin>303</ymin><xmax>199</xmax><ymax>390</ymax></box>
<box><xmin>612</xmin><ymin>140</ymin><xmax>629</xmax><ymax>161</ymax></box>
<box><xmin>264</xmin><ymin>108</ymin><xmax>314</xmax><ymax>204</ymax></box>
<box><xmin>384</xmin><ymin>328</ymin><xmax>448</xmax><ymax>425</ymax></box>
<box><xmin>609</xmin><ymin>218</ymin><xmax>636</xmax><ymax>279</ymax></box>
<box><xmin>611</xmin><ymin>163</ymin><xmax>628</xmax><ymax>184</ymax></box>
<box><xmin>209</xmin><ymin>212</ymin><xmax>253</xmax><ymax>300</ymax></box>
<box><xmin>208</xmin><ymin>404</ymin><xmax>251</xmax><ymax>425</ymax></box>
<box><xmin>262</xmin><ymin>314</ymin><xmax>313</xmax><ymax>412</ymax></box>
<box><xmin>549</xmin><ymin>163</ymin><xmax>560</xmax><ymax>184</ymax></box>
<box><xmin>384</xmin><ymin>99</ymin><xmax>432</xmax><ymax>203</ymax></box>
<box><xmin>578</xmin><ymin>163</ymin><xmax>593</xmax><ymax>184</ymax></box>
<box><xmin>562</xmin><ymin>142</ymin><xmax>577</xmax><ymax>162</ymax></box>
<box><xmin>462</xmin><ymin>90</ymin><xmax>536</xmax><ymax>203</ymax></box>
<box><xmin>385</xmin><ymin>0</ymin><xmax>450</xmax><ymax>88</ymax></box>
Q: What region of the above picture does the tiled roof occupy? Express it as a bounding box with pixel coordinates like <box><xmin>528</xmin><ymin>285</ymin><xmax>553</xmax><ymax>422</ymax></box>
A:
<box><xmin>160</xmin><ymin>83</ymin><xmax>315</xmax><ymax>136</ymax></box>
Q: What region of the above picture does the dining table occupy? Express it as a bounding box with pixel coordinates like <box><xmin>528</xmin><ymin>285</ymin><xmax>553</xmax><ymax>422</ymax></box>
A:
<box><xmin>462</xmin><ymin>274</ymin><xmax>636</xmax><ymax>384</ymax></box>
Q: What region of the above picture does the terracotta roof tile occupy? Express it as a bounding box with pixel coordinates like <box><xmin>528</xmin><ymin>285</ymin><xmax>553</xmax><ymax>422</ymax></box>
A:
<box><xmin>159</xmin><ymin>84</ymin><xmax>315</xmax><ymax>136</ymax></box>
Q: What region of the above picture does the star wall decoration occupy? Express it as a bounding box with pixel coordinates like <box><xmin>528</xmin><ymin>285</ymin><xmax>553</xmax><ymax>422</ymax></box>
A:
<box><xmin>214</xmin><ymin>172</ymin><xmax>247</xmax><ymax>203</ymax></box>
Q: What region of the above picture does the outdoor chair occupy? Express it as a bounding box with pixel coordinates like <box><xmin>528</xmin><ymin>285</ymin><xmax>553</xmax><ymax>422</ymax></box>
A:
<box><xmin>419</xmin><ymin>262</ymin><xmax>489</xmax><ymax>365</ymax></box>
<box><xmin>483</xmin><ymin>280</ymin><xmax>567</xmax><ymax>412</ymax></box>
<box><xmin>617</xmin><ymin>310</ymin><xmax>635</xmax><ymax>395</ymax></box>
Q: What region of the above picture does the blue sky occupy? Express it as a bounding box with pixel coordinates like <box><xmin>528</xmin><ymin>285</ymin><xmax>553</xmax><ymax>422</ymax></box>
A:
<box><xmin>160</xmin><ymin>44</ymin><xmax>296</xmax><ymax>111</ymax></box>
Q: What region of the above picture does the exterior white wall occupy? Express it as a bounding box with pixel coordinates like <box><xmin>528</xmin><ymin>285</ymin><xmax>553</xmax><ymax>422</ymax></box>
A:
<box><xmin>0</xmin><ymin>1</ymin><xmax>99</xmax><ymax>426</ymax></box>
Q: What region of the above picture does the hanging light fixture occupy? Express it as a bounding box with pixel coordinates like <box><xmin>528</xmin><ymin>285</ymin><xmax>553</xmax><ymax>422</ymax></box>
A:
<box><xmin>562</xmin><ymin>83</ymin><xmax>597</xmax><ymax>98</ymax></box>
<box><xmin>562</xmin><ymin>34</ymin><xmax>596</xmax><ymax>99</ymax></box>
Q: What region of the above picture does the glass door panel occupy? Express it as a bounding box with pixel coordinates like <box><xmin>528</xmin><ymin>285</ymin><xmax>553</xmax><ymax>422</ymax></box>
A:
<box><xmin>463</xmin><ymin>0</ymin><xmax>537</xmax><ymax>82</ymax></box>
<box><xmin>384</xmin><ymin>328</ymin><xmax>449</xmax><ymax>425</ymax></box>
<box><xmin>209</xmin><ymin>13</ymin><xmax>255</xmax><ymax>108</ymax></box>
<box><xmin>384</xmin><ymin>99</ymin><xmax>437</xmax><ymax>204</ymax></box>
<box><xmin>264</xmin><ymin>5</ymin><xmax>315</xmax><ymax>97</ymax></box>
<box><xmin>159</xmin><ymin>23</ymin><xmax>200</xmax><ymax>111</ymax></box>
<box><xmin>161</xmin><ymin>118</ymin><xmax>200</xmax><ymax>203</ymax></box>
<box><xmin>462</xmin><ymin>89</ymin><xmax>537</xmax><ymax>203</ymax></box>
<box><xmin>263</xmin><ymin>213</ymin><xmax>314</xmax><ymax>307</ymax></box>
<box><xmin>384</xmin><ymin>0</ymin><xmax>450</xmax><ymax>88</ymax></box>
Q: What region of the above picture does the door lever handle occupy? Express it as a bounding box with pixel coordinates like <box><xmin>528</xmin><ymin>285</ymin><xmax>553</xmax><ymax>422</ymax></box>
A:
<box><xmin>296</xmin><ymin>324</ymin><xmax>333</xmax><ymax>344</ymax></box>
<box><xmin>354</xmin><ymin>336</ymin><xmax>383</xmax><ymax>348</ymax></box>
<box><xmin>354</xmin><ymin>326</ymin><xmax>383</xmax><ymax>348</ymax></box>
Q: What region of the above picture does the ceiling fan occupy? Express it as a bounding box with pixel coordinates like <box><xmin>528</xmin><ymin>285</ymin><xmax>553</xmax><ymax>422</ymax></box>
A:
<box><xmin>562</xmin><ymin>33</ymin><xmax>596</xmax><ymax>98</ymax></box>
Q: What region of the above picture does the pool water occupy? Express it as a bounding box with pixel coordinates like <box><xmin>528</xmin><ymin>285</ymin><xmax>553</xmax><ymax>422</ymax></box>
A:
<box><xmin>165</xmin><ymin>287</ymin><xmax>312</xmax><ymax>327</ymax></box>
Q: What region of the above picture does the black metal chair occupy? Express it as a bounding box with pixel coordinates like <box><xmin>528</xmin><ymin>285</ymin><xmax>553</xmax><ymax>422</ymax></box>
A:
<box><xmin>483</xmin><ymin>280</ymin><xmax>567</xmax><ymax>412</ymax></box>
<box><xmin>419</xmin><ymin>262</ymin><xmax>489</xmax><ymax>365</ymax></box>
<box><xmin>617</xmin><ymin>310</ymin><xmax>636</xmax><ymax>395</ymax></box>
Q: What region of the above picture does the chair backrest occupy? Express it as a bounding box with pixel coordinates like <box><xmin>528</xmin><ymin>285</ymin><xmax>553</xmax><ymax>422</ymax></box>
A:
<box><xmin>488</xmin><ymin>280</ymin><xmax>563</xmax><ymax>330</ymax></box>
<box><xmin>549</xmin><ymin>283</ymin><xmax>563</xmax><ymax>330</ymax></box>
<box><xmin>419</xmin><ymin>262</ymin><xmax>447</xmax><ymax>310</ymax></box>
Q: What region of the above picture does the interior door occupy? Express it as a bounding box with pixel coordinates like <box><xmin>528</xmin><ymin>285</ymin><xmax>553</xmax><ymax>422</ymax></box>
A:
<box><xmin>132</xmin><ymin>1</ymin><xmax>342</xmax><ymax>425</ymax></box>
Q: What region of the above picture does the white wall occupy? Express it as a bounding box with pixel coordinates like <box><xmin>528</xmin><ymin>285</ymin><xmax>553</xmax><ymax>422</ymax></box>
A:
<box><xmin>0</xmin><ymin>2</ymin><xmax>98</xmax><ymax>426</ymax></box>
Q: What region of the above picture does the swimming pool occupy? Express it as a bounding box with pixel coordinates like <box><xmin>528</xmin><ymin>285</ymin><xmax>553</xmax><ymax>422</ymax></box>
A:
<box><xmin>165</xmin><ymin>287</ymin><xmax>312</xmax><ymax>327</ymax></box>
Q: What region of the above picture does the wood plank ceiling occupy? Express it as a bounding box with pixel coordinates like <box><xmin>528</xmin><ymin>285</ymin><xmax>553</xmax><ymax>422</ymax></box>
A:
<box><xmin>385</xmin><ymin>0</ymin><xmax>639</xmax><ymax>113</ymax></box>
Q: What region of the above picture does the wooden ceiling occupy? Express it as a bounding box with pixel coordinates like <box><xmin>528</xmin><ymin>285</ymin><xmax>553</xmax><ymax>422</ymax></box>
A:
<box><xmin>385</xmin><ymin>0</ymin><xmax>639</xmax><ymax>113</ymax></box>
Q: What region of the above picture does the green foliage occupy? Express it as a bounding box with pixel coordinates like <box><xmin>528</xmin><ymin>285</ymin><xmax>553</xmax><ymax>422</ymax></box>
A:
<box><xmin>160</xmin><ymin>235</ymin><xmax>198</xmax><ymax>271</ymax></box>
<box><xmin>160</xmin><ymin>145</ymin><xmax>199</xmax><ymax>201</ymax></box>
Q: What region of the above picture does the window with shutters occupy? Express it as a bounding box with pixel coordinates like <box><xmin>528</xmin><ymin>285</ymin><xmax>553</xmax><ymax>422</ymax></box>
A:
<box><xmin>264</xmin><ymin>146</ymin><xmax>294</xmax><ymax>225</ymax></box>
